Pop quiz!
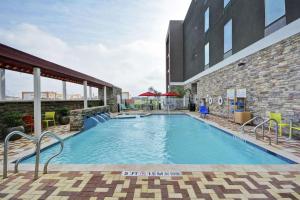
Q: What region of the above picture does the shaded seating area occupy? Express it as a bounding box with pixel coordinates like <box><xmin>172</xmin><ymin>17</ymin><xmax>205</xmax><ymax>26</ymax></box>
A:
<box><xmin>0</xmin><ymin>43</ymin><xmax>118</xmax><ymax>137</ymax></box>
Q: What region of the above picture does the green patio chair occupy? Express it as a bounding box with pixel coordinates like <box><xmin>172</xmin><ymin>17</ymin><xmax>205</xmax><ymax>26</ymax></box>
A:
<box><xmin>43</xmin><ymin>112</ymin><xmax>56</xmax><ymax>128</ymax></box>
<box><xmin>268</xmin><ymin>112</ymin><xmax>289</xmax><ymax>136</ymax></box>
<box><xmin>289</xmin><ymin>120</ymin><xmax>300</xmax><ymax>139</ymax></box>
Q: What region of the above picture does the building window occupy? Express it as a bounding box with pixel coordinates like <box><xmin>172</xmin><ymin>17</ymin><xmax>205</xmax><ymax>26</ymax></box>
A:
<box><xmin>224</xmin><ymin>19</ymin><xmax>232</xmax><ymax>58</ymax></box>
<box><xmin>265</xmin><ymin>0</ymin><xmax>285</xmax><ymax>26</ymax></box>
<box><xmin>224</xmin><ymin>0</ymin><xmax>230</xmax><ymax>8</ymax></box>
<box><xmin>191</xmin><ymin>83</ymin><xmax>197</xmax><ymax>95</ymax></box>
<box><xmin>204</xmin><ymin>8</ymin><xmax>209</xmax><ymax>32</ymax></box>
<box><xmin>205</xmin><ymin>42</ymin><xmax>209</xmax><ymax>68</ymax></box>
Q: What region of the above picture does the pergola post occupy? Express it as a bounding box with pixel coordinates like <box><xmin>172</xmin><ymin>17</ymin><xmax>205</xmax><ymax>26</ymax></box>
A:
<box><xmin>104</xmin><ymin>86</ymin><xmax>107</xmax><ymax>106</ymax></box>
<box><xmin>89</xmin><ymin>86</ymin><xmax>92</xmax><ymax>100</ymax></box>
<box><xmin>0</xmin><ymin>69</ymin><xmax>5</xmax><ymax>100</ymax></box>
<box><xmin>62</xmin><ymin>81</ymin><xmax>67</xmax><ymax>100</ymax></box>
<box><xmin>83</xmin><ymin>81</ymin><xmax>88</xmax><ymax>109</ymax></box>
<box><xmin>33</xmin><ymin>68</ymin><xmax>41</xmax><ymax>136</ymax></box>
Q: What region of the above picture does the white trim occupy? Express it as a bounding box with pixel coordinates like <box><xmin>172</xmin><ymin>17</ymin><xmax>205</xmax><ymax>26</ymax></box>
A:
<box><xmin>62</xmin><ymin>81</ymin><xmax>67</xmax><ymax>100</ymax></box>
<box><xmin>103</xmin><ymin>86</ymin><xmax>107</xmax><ymax>106</ymax></box>
<box><xmin>169</xmin><ymin>82</ymin><xmax>185</xmax><ymax>86</ymax></box>
<box><xmin>183</xmin><ymin>18</ymin><xmax>300</xmax><ymax>85</ymax></box>
<box><xmin>83</xmin><ymin>81</ymin><xmax>88</xmax><ymax>109</ymax></box>
<box><xmin>0</xmin><ymin>69</ymin><xmax>5</xmax><ymax>100</ymax></box>
<box><xmin>33</xmin><ymin>68</ymin><xmax>41</xmax><ymax>136</ymax></box>
<box><xmin>89</xmin><ymin>86</ymin><xmax>92</xmax><ymax>100</ymax></box>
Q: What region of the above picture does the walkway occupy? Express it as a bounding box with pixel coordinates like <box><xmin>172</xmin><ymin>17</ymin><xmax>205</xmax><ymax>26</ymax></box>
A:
<box><xmin>1</xmin><ymin>171</ymin><xmax>300</xmax><ymax>199</ymax></box>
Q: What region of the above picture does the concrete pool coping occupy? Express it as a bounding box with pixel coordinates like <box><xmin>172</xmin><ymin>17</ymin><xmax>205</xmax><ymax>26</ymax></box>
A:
<box><xmin>2</xmin><ymin>111</ymin><xmax>300</xmax><ymax>173</ymax></box>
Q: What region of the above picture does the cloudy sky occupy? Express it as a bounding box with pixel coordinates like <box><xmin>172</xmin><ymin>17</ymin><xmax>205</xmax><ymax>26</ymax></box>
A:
<box><xmin>0</xmin><ymin>0</ymin><xmax>190</xmax><ymax>97</ymax></box>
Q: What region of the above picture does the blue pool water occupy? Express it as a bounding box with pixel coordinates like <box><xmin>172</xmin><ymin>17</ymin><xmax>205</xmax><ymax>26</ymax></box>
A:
<box><xmin>22</xmin><ymin>115</ymin><xmax>292</xmax><ymax>164</ymax></box>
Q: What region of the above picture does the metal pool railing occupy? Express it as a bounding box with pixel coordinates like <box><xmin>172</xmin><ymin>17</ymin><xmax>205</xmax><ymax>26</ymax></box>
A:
<box><xmin>240</xmin><ymin>116</ymin><xmax>263</xmax><ymax>134</ymax></box>
<box><xmin>3</xmin><ymin>131</ymin><xmax>64</xmax><ymax>180</ymax></box>
<box><xmin>254</xmin><ymin>119</ymin><xmax>279</xmax><ymax>145</ymax></box>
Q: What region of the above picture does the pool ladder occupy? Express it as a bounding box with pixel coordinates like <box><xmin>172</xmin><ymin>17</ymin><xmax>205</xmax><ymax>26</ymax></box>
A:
<box><xmin>240</xmin><ymin>117</ymin><xmax>279</xmax><ymax>145</ymax></box>
<box><xmin>3</xmin><ymin>131</ymin><xmax>64</xmax><ymax>180</ymax></box>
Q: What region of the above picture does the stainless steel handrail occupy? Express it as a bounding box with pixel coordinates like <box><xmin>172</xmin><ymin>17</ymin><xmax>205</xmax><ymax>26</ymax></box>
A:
<box><xmin>3</xmin><ymin>131</ymin><xmax>37</xmax><ymax>179</ymax></box>
<box><xmin>254</xmin><ymin>119</ymin><xmax>279</xmax><ymax>145</ymax></box>
<box><xmin>240</xmin><ymin>116</ymin><xmax>261</xmax><ymax>134</ymax></box>
<box><xmin>35</xmin><ymin>131</ymin><xmax>64</xmax><ymax>178</ymax></box>
<box><xmin>3</xmin><ymin>130</ymin><xmax>63</xmax><ymax>180</ymax></box>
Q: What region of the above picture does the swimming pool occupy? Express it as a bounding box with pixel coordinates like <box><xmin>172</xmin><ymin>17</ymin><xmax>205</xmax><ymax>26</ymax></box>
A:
<box><xmin>22</xmin><ymin>114</ymin><xmax>294</xmax><ymax>164</ymax></box>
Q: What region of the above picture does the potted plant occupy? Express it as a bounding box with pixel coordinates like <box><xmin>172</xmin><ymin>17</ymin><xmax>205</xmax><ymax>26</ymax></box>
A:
<box><xmin>3</xmin><ymin>112</ymin><xmax>25</xmax><ymax>140</ymax></box>
<box><xmin>56</xmin><ymin>107</ymin><xmax>70</xmax><ymax>125</ymax></box>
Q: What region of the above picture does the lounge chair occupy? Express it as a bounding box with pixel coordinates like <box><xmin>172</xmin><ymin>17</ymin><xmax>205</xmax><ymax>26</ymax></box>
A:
<box><xmin>199</xmin><ymin>106</ymin><xmax>209</xmax><ymax>118</ymax></box>
<box><xmin>43</xmin><ymin>112</ymin><xmax>56</xmax><ymax>128</ymax></box>
<box><xmin>120</xmin><ymin>104</ymin><xmax>129</xmax><ymax>111</ymax></box>
<box><xmin>128</xmin><ymin>104</ymin><xmax>138</xmax><ymax>110</ymax></box>
<box><xmin>268</xmin><ymin>112</ymin><xmax>289</xmax><ymax>136</ymax></box>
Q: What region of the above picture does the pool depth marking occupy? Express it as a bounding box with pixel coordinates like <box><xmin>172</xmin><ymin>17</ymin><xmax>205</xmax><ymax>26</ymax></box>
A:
<box><xmin>122</xmin><ymin>171</ymin><xmax>182</xmax><ymax>177</ymax></box>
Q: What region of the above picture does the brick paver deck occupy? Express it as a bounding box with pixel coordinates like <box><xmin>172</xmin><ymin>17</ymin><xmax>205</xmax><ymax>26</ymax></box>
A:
<box><xmin>197</xmin><ymin>114</ymin><xmax>300</xmax><ymax>158</ymax></box>
<box><xmin>1</xmin><ymin>171</ymin><xmax>300</xmax><ymax>199</ymax></box>
<box><xmin>0</xmin><ymin>125</ymin><xmax>71</xmax><ymax>161</ymax></box>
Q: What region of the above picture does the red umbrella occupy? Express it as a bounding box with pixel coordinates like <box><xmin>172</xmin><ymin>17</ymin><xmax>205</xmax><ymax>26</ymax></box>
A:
<box><xmin>139</xmin><ymin>92</ymin><xmax>156</xmax><ymax>97</ymax></box>
<box><xmin>162</xmin><ymin>92</ymin><xmax>179</xmax><ymax>97</ymax></box>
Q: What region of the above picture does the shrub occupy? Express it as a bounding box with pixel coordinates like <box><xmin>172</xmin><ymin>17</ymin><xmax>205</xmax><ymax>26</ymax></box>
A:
<box><xmin>3</xmin><ymin>112</ymin><xmax>24</xmax><ymax>128</ymax></box>
<box><xmin>56</xmin><ymin>107</ymin><xmax>70</xmax><ymax>116</ymax></box>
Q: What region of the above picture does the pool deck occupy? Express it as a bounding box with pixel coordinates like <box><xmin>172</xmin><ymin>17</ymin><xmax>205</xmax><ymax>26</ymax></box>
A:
<box><xmin>1</xmin><ymin>111</ymin><xmax>300</xmax><ymax>199</ymax></box>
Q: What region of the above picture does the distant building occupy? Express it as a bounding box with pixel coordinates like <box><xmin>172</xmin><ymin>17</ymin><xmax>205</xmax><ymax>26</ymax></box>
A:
<box><xmin>5</xmin><ymin>96</ymin><xmax>21</xmax><ymax>101</ymax></box>
<box><xmin>22</xmin><ymin>91</ymin><xmax>59</xmax><ymax>100</ymax></box>
<box><xmin>69</xmin><ymin>94</ymin><xmax>83</xmax><ymax>100</ymax></box>
<box><xmin>55</xmin><ymin>93</ymin><xmax>63</xmax><ymax>100</ymax></box>
<box><xmin>122</xmin><ymin>92</ymin><xmax>130</xmax><ymax>100</ymax></box>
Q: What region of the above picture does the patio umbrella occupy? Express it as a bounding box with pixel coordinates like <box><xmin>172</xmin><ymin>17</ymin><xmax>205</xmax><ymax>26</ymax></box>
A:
<box><xmin>138</xmin><ymin>92</ymin><xmax>156</xmax><ymax>97</ymax></box>
<box><xmin>162</xmin><ymin>92</ymin><xmax>179</xmax><ymax>97</ymax></box>
<box><xmin>139</xmin><ymin>92</ymin><xmax>156</xmax><ymax>110</ymax></box>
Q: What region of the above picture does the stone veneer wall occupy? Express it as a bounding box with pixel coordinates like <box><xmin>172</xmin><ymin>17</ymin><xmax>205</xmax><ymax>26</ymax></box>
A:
<box><xmin>98</xmin><ymin>86</ymin><xmax>122</xmax><ymax>113</ymax></box>
<box><xmin>107</xmin><ymin>87</ymin><xmax>122</xmax><ymax>112</ymax></box>
<box><xmin>69</xmin><ymin>106</ymin><xmax>109</xmax><ymax>131</ymax></box>
<box><xmin>184</xmin><ymin>33</ymin><xmax>300</xmax><ymax>126</ymax></box>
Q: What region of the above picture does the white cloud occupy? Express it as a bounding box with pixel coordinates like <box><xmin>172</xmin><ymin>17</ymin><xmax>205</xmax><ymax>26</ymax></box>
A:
<box><xmin>0</xmin><ymin>24</ymin><xmax>165</xmax><ymax>96</ymax></box>
<box><xmin>0</xmin><ymin>0</ymin><xmax>190</xmax><ymax>97</ymax></box>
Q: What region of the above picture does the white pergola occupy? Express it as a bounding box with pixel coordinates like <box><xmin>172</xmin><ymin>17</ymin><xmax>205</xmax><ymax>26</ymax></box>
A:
<box><xmin>0</xmin><ymin>43</ymin><xmax>113</xmax><ymax>136</ymax></box>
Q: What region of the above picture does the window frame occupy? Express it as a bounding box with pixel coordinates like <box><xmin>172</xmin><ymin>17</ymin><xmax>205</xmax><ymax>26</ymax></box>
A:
<box><xmin>204</xmin><ymin>7</ymin><xmax>209</xmax><ymax>32</ymax></box>
<box><xmin>264</xmin><ymin>0</ymin><xmax>286</xmax><ymax>27</ymax></box>
<box><xmin>204</xmin><ymin>42</ymin><xmax>210</xmax><ymax>68</ymax></box>
<box><xmin>224</xmin><ymin>19</ymin><xmax>233</xmax><ymax>57</ymax></box>
<box><xmin>224</xmin><ymin>0</ymin><xmax>230</xmax><ymax>8</ymax></box>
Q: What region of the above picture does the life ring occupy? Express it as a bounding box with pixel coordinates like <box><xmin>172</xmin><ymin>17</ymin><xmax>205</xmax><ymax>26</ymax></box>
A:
<box><xmin>209</xmin><ymin>97</ymin><xmax>213</xmax><ymax>105</ymax></box>
<box><xmin>218</xmin><ymin>96</ymin><xmax>223</xmax><ymax>105</ymax></box>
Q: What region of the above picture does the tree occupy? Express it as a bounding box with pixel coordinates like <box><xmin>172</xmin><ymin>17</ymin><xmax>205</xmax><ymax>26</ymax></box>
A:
<box><xmin>173</xmin><ymin>86</ymin><xmax>186</xmax><ymax>98</ymax></box>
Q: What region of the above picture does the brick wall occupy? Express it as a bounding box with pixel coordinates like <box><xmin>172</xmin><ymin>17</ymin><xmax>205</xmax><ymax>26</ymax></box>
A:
<box><xmin>185</xmin><ymin>33</ymin><xmax>300</xmax><ymax>126</ymax></box>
